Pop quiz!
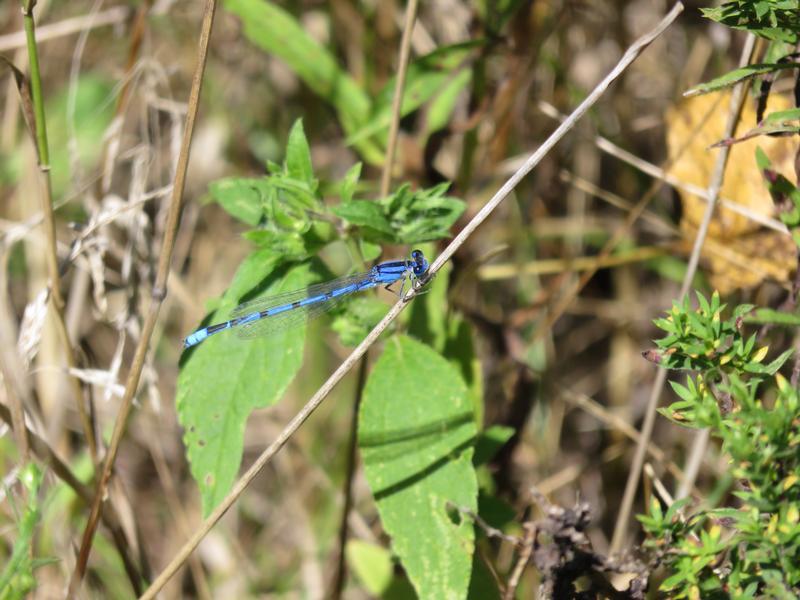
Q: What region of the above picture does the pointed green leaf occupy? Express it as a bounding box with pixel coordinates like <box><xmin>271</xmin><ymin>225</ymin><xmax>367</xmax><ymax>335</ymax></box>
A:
<box><xmin>285</xmin><ymin>119</ymin><xmax>314</xmax><ymax>187</ymax></box>
<box><xmin>685</xmin><ymin>63</ymin><xmax>800</xmax><ymax>97</ymax></box>
<box><xmin>333</xmin><ymin>200</ymin><xmax>394</xmax><ymax>236</ymax></box>
<box><xmin>208</xmin><ymin>177</ymin><xmax>265</xmax><ymax>226</ymax></box>
<box><xmin>346</xmin><ymin>540</ymin><xmax>394</xmax><ymax>596</ymax></box>
<box><xmin>339</xmin><ymin>162</ymin><xmax>362</xmax><ymax>204</ymax></box>
<box><xmin>223</xmin><ymin>0</ymin><xmax>382</xmax><ymax>162</ymax></box>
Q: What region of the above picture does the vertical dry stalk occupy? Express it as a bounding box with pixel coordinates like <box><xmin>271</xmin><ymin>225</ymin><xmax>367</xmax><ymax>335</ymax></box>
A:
<box><xmin>331</xmin><ymin>3</ymin><xmax>420</xmax><ymax>596</ymax></box>
<box><xmin>20</xmin><ymin>0</ymin><xmax>97</xmax><ymax>460</ymax></box>
<box><xmin>65</xmin><ymin>0</ymin><xmax>219</xmax><ymax>596</ymax></box>
<box><xmin>609</xmin><ymin>32</ymin><xmax>757</xmax><ymax>554</ymax></box>
<box><xmin>138</xmin><ymin>5</ymin><xmax>683</xmax><ymax>597</ymax></box>
<box><xmin>378</xmin><ymin>0</ymin><xmax>419</xmax><ymax>198</ymax></box>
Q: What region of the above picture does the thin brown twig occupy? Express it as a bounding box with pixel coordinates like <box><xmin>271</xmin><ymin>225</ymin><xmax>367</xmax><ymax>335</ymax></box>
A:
<box><xmin>329</xmin><ymin>356</ymin><xmax>368</xmax><ymax>599</ymax></box>
<box><xmin>97</xmin><ymin>0</ymin><xmax>152</xmax><ymax>195</ymax></box>
<box><xmin>0</xmin><ymin>6</ymin><xmax>130</xmax><ymax>53</ymax></box>
<box><xmin>610</xmin><ymin>32</ymin><xmax>757</xmax><ymax>554</ymax></box>
<box><xmin>379</xmin><ymin>0</ymin><xmax>419</xmax><ymax>198</ymax></box>
<box><xmin>137</xmin><ymin>6</ymin><xmax>683</xmax><ymax>597</ymax></box>
<box><xmin>66</xmin><ymin>1</ymin><xmax>218</xmax><ymax>595</ymax></box>
<box><xmin>536</xmin><ymin>100</ymin><xmax>788</xmax><ymax>235</ymax></box>
<box><xmin>504</xmin><ymin>522</ymin><xmax>536</xmax><ymax>600</ymax></box>
<box><xmin>147</xmin><ymin>431</ymin><xmax>212</xmax><ymax>600</ymax></box>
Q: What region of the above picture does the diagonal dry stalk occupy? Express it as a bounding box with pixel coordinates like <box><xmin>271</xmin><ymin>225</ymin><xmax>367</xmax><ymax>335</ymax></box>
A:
<box><xmin>20</xmin><ymin>0</ymin><xmax>97</xmax><ymax>461</ymax></box>
<box><xmin>65</xmin><ymin>0</ymin><xmax>219</xmax><ymax>596</ymax></box>
<box><xmin>609</xmin><ymin>32</ymin><xmax>757</xmax><ymax>554</ymax></box>
<box><xmin>138</xmin><ymin>4</ymin><xmax>684</xmax><ymax>598</ymax></box>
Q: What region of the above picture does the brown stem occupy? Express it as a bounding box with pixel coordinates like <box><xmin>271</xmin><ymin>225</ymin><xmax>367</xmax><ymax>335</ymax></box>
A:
<box><xmin>378</xmin><ymin>0</ymin><xmax>419</xmax><ymax>198</ymax></box>
<box><xmin>65</xmin><ymin>1</ymin><xmax>218</xmax><ymax>596</ymax></box>
<box><xmin>329</xmin><ymin>356</ymin><xmax>369</xmax><ymax>599</ymax></box>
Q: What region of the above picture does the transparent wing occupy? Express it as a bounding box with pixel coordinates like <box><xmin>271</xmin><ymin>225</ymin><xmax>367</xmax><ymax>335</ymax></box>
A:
<box><xmin>229</xmin><ymin>271</ymin><xmax>379</xmax><ymax>339</ymax></box>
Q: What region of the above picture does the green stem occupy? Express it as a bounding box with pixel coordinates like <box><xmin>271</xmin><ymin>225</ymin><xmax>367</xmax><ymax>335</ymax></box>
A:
<box><xmin>21</xmin><ymin>1</ymin><xmax>97</xmax><ymax>459</ymax></box>
<box><xmin>23</xmin><ymin>6</ymin><xmax>49</xmax><ymax>167</ymax></box>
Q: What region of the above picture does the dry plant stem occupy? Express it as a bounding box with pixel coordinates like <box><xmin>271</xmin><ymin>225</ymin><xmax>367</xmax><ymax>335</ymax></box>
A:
<box><xmin>427</xmin><ymin>3</ymin><xmax>682</xmax><ymax>275</ymax></box>
<box><xmin>333</xmin><ymin>6</ymin><xmax>419</xmax><ymax>593</ymax></box>
<box><xmin>97</xmin><ymin>0</ymin><xmax>152</xmax><ymax>196</ymax></box>
<box><xmin>537</xmin><ymin>101</ymin><xmax>788</xmax><ymax>235</ymax></box>
<box><xmin>330</xmin><ymin>356</ymin><xmax>368</xmax><ymax>600</ymax></box>
<box><xmin>147</xmin><ymin>434</ymin><xmax>212</xmax><ymax>600</ymax></box>
<box><xmin>378</xmin><ymin>0</ymin><xmax>419</xmax><ymax>197</ymax></box>
<box><xmin>557</xmin><ymin>386</ymin><xmax>690</xmax><ymax>489</ymax></box>
<box><xmin>138</xmin><ymin>6</ymin><xmax>683</xmax><ymax>597</ymax></box>
<box><xmin>66</xmin><ymin>1</ymin><xmax>218</xmax><ymax>596</ymax></box>
<box><xmin>610</xmin><ymin>33</ymin><xmax>756</xmax><ymax>554</ymax></box>
<box><xmin>504</xmin><ymin>523</ymin><xmax>536</xmax><ymax>600</ymax></box>
<box><xmin>0</xmin><ymin>6</ymin><xmax>129</xmax><ymax>52</ymax></box>
<box><xmin>477</xmin><ymin>245</ymin><xmax>669</xmax><ymax>279</ymax></box>
<box><xmin>22</xmin><ymin>0</ymin><xmax>97</xmax><ymax>460</ymax></box>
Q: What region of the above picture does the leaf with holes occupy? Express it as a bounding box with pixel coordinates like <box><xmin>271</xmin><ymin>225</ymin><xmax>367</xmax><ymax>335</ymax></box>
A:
<box><xmin>359</xmin><ymin>336</ymin><xmax>478</xmax><ymax>599</ymax></box>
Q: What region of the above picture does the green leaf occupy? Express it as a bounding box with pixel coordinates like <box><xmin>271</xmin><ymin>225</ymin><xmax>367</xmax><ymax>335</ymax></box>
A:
<box><xmin>763</xmin><ymin>348</ymin><xmax>793</xmax><ymax>374</ymax></box>
<box><xmin>346</xmin><ymin>540</ymin><xmax>394</xmax><ymax>596</ymax></box>
<box><xmin>223</xmin><ymin>0</ymin><xmax>382</xmax><ymax>162</ymax></box>
<box><xmin>425</xmin><ymin>69</ymin><xmax>472</xmax><ymax>138</ymax></box>
<box><xmin>177</xmin><ymin>253</ymin><xmax>320</xmax><ymax>515</ymax></box>
<box><xmin>284</xmin><ymin>119</ymin><xmax>314</xmax><ymax>187</ymax></box>
<box><xmin>701</xmin><ymin>3</ymin><xmax>800</xmax><ymax>43</ymax></box>
<box><xmin>0</xmin><ymin>464</ymin><xmax>44</xmax><ymax>599</ymax></box>
<box><xmin>339</xmin><ymin>162</ymin><xmax>362</xmax><ymax>204</ymax></box>
<box><xmin>240</xmin><ymin>229</ymin><xmax>307</xmax><ymax>259</ymax></box>
<box><xmin>407</xmin><ymin>259</ymin><xmax>482</xmax><ymax>413</ymax></box>
<box><xmin>41</xmin><ymin>76</ymin><xmax>115</xmax><ymax>198</ymax></box>
<box><xmin>746</xmin><ymin>308</ymin><xmax>800</xmax><ymax>327</ymax></box>
<box><xmin>381</xmin><ymin>183</ymin><xmax>465</xmax><ymax>244</ymax></box>
<box><xmin>684</xmin><ymin>63</ymin><xmax>800</xmax><ymax>97</ymax></box>
<box><xmin>346</xmin><ymin>42</ymin><xmax>480</xmax><ymax>147</ymax></box>
<box><xmin>763</xmin><ymin>107</ymin><xmax>800</xmax><ymax>124</ymax></box>
<box><xmin>331</xmin><ymin>295</ymin><xmax>390</xmax><ymax>347</ymax></box>
<box><xmin>472</xmin><ymin>426</ymin><xmax>515</xmax><ymax>466</ymax></box>
<box><xmin>360</xmin><ymin>336</ymin><xmax>478</xmax><ymax>599</ymax></box>
<box><xmin>333</xmin><ymin>200</ymin><xmax>394</xmax><ymax>236</ymax></box>
<box><xmin>359</xmin><ymin>239</ymin><xmax>382</xmax><ymax>262</ymax></box>
<box><xmin>208</xmin><ymin>177</ymin><xmax>266</xmax><ymax>226</ymax></box>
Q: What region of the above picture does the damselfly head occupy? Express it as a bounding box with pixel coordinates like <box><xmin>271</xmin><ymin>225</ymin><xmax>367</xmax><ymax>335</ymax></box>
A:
<box><xmin>411</xmin><ymin>249</ymin><xmax>428</xmax><ymax>276</ymax></box>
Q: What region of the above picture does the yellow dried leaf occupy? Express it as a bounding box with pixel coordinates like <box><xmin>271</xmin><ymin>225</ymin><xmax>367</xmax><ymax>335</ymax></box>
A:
<box><xmin>665</xmin><ymin>91</ymin><xmax>797</xmax><ymax>292</ymax></box>
<box><xmin>752</xmin><ymin>346</ymin><xmax>769</xmax><ymax>363</ymax></box>
<box><xmin>787</xmin><ymin>503</ymin><xmax>799</xmax><ymax>524</ymax></box>
<box><xmin>783</xmin><ymin>475</ymin><xmax>799</xmax><ymax>493</ymax></box>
